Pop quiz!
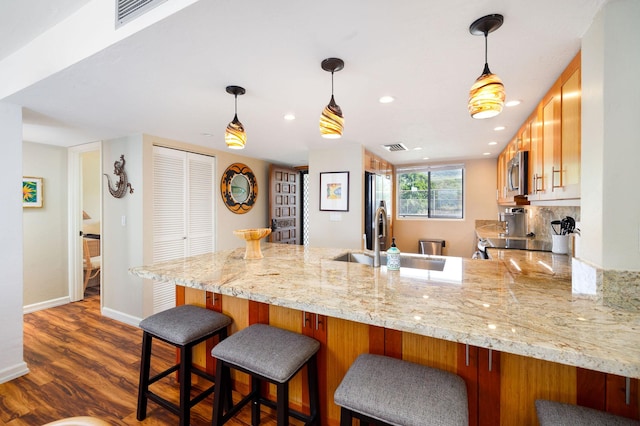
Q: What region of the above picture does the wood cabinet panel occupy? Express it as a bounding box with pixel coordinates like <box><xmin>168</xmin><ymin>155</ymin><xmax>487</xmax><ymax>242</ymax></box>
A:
<box><xmin>541</xmin><ymin>87</ymin><xmax>562</xmax><ymax>199</ymax></box>
<box><xmin>267</xmin><ymin>305</ymin><xmax>306</xmax><ymax>414</ymax></box>
<box><xmin>403</xmin><ymin>332</ymin><xmax>458</xmax><ymax>374</ymax></box>
<box><xmin>326</xmin><ymin>318</ymin><xmax>370</xmax><ymax>424</ymax></box>
<box><xmin>559</xmin><ymin>66</ymin><xmax>581</xmax><ymax>199</ymax></box>
<box><xmin>500</xmin><ymin>352</ymin><xmax>576</xmax><ymax>426</ymax></box>
<box><xmin>529</xmin><ymin>108</ymin><xmax>544</xmax><ymax>198</ymax></box>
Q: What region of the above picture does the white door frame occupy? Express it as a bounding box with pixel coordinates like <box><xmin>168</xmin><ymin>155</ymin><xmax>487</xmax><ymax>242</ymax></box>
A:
<box><xmin>67</xmin><ymin>141</ymin><xmax>102</xmax><ymax>302</ymax></box>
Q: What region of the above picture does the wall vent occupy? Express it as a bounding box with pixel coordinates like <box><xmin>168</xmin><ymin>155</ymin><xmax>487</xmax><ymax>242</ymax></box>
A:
<box><xmin>116</xmin><ymin>0</ymin><xmax>167</xmax><ymax>27</ymax></box>
<box><xmin>382</xmin><ymin>143</ymin><xmax>408</xmax><ymax>152</ymax></box>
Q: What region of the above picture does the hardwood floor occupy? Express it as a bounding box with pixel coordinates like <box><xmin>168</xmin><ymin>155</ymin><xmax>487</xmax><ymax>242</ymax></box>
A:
<box><xmin>0</xmin><ymin>295</ymin><xmax>279</xmax><ymax>426</ymax></box>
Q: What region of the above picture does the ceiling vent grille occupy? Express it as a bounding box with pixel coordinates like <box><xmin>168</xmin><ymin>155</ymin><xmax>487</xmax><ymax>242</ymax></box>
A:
<box><xmin>382</xmin><ymin>143</ymin><xmax>408</xmax><ymax>152</ymax></box>
<box><xmin>116</xmin><ymin>0</ymin><xmax>167</xmax><ymax>27</ymax></box>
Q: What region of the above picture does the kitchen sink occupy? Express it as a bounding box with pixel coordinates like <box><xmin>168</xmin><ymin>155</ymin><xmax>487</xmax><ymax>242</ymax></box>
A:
<box><xmin>333</xmin><ymin>252</ymin><xmax>446</xmax><ymax>271</ymax></box>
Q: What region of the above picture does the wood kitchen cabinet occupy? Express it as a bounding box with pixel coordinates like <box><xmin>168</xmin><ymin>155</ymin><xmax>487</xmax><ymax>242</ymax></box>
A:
<box><xmin>501</xmin><ymin>51</ymin><xmax>581</xmax><ymax>204</ymax></box>
<box><xmin>176</xmin><ymin>286</ymin><xmax>639</xmax><ymax>426</ymax></box>
<box><xmin>527</xmin><ymin>51</ymin><xmax>581</xmax><ymax>202</ymax></box>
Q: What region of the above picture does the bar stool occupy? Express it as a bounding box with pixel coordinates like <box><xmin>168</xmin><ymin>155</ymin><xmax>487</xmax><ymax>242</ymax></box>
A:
<box><xmin>211</xmin><ymin>323</ymin><xmax>320</xmax><ymax>426</ymax></box>
<box><xmin>334</xmin><ymin>354</ymin><xmax>468</xmax><ymax>426</ymax></box>
<box><xmin>536</xmin><ymin>399</ymin><xmax>640</xmax><ymax>425</ymax></box>
<box><xmin>136</xmin><ymin>304</ymin><xmax>232</xmax><ymax>426</ymax></box>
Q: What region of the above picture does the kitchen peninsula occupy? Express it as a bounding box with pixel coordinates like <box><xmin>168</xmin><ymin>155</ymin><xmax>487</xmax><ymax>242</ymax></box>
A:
<box><xmin>130</xmin><ymin>243</ymin><xmax>640</xmax><ymax>425</ymax></box>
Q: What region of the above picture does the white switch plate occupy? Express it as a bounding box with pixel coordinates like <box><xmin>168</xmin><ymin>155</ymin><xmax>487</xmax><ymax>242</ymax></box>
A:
<box><xmin>329</xmin><ymin>212</ymin><xmax>342</xmax><ymax>222</ymax></box>
<box><xmin>121</xmin><ymin>215</ymin><xmax>126</xmax><ymax>226</ymax></box>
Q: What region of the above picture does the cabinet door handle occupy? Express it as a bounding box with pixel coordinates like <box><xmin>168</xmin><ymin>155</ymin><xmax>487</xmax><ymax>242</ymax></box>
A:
<box><xmin>465</xmin><ymin>344</ymin><xmax>470</xmax><ymax>367</ymax></box>
<box><xmin>552</xmin><ymin>167</ymin><xmax>562</xmax><ymax>191</ymax></box>
<box><xmin>488</xmin><ymin>349</ymin><xmax>493</xmax><ymax>372</ymax></box>
<box><xmin>626</xmin><ymin>377</ymin><xmax>631</xmax><ymax>405</ymax></box>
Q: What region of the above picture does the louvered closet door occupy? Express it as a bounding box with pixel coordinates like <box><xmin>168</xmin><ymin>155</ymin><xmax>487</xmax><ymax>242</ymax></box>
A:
<box><xmin>152</xmin><ymin>146</ymin><xmax>215</xmax><ymax>313</ymax></box>
<box><xmin>187</xmin><ymin>153</ymin><xmax>214</xmax><ymax>256</ymax></box>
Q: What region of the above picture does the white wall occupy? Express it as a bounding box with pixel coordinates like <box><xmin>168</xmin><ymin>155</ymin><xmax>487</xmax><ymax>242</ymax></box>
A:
<box><xmin>0</xmin><ymin>0</ymin><xmax>200</xmax><ymax>100</ymax></box>
<box><xmin>101</xmin><ymin>135</ymin><xmax>145</xmax><ymax>323</ymax></box>
<box><xmin>0</xmin><ymin>102</ymin><xmax>28</xmax><ymax>383</ymax></box>
<box><xmin>81</xmin><ymin>150</ymin><xmax>101</xmax><ymax>221</ymax></box>
<box><xmin>22</xmin><ymin>142</ymin><xmax>69</xmax><ymax>306</ymax></box>
<box><xmin>581</xmin><ymin>0</ymin><xmax>640</xmax><ymax>270</ymax></box>
<box><xmin>308</xmin><ymin>144</ymin><xmax>364</xmax><ymax>249</ymax></box>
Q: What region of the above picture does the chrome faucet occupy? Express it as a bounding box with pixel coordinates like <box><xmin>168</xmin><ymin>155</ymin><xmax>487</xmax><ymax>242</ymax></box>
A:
<box><xmin>373</xmin><ymin>201</ymin><xmax>387</xmax><ymax>267</ymax></box>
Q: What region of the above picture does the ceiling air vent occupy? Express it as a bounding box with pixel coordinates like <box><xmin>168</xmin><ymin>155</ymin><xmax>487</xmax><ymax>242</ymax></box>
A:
<box><xmin>382</xmin><ymin>143</ymin><xmax>408</xmax><ymax>152</ymax></box>
<box><xmin>116</xmin><ymin>0</ymin><xmax>167</xmax><ymax>28</ymax></box>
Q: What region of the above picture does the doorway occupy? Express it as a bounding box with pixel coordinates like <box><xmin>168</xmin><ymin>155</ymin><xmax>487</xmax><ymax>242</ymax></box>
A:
<box><xmin>68</xmin><ymin>142</ymin><xmax>102</xmax><ymax>303</ymax></box>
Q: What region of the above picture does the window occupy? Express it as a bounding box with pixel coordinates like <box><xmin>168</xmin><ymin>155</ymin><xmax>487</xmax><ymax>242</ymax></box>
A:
<box><xmin>397</xmin><ymin>165</ymin><xmax>464</xmax><ymax>218</ymax></box>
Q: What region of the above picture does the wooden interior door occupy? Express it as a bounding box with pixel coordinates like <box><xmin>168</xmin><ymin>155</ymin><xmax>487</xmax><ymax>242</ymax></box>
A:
<box><xmin>269</xmin><ymin>165</ymin><xmax>300</xmax><ymax>244</ymax></box>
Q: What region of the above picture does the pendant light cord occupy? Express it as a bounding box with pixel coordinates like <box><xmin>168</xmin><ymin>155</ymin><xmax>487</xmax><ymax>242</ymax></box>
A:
<box><xmin>484</xmin><ymin>31</ymin><xmax>488</xmax><ymax>66</ymax></box>
<box><xmin>331</xmin><ymin>71</ymin><xmax>335</xmax><ymax>96</ymax></box>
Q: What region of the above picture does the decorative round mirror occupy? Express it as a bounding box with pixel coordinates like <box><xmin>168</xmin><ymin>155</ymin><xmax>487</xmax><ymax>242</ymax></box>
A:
<box><xmin>221</xmin><ymin>163</ymin><xmax>258</xmax><ymax>214</ymax></box>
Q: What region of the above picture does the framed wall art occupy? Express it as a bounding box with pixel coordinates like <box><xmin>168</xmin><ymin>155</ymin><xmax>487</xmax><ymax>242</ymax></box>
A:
<box><xmin>23</xmin><ymin>176</ymin><xmax>43</xmax><ymax>208</ymax></box>
<box><xmin>319</xmin><ymin>171</ymin><xmax>349</xmax><ymax>211</ymax></box>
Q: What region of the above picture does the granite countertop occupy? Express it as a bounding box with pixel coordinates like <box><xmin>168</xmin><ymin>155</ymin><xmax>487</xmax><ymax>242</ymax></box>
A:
<box><xmin>130</xmin><ymin>243</ymin><xmax>640</xmax><ymax>378</ymax></box>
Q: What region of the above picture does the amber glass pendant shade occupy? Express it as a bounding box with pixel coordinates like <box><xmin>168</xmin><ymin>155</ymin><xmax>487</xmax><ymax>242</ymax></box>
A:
<box><xmin>319</xmin><ymin>58</ymin><xmax>345</xmax><ymax>138</ymax></box>
<box><xmin>225</xmin><ymin>114</ymin><xmax>246</xmax><ymax>149</ymax></box>
<box><xmin>225</xmin><ymin>85</ymin><xmax>246</xmax><ymax>149</ymax></box>
<box><xmin>468</xmin><ymin>14</ymin><xmax>505</xmax><ymax>119</ymax></box>
<box><xmin>320</xmin><ymin>95</ymin><xmax>344</xmax><ymax>139</ymax></box>
<box><xmin>468</xmin><ymin>65</ymin><xmax>505</xmax><ymax>119</ymax></box>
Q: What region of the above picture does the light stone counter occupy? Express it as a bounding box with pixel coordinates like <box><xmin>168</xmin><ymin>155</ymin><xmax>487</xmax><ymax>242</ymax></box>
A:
<box><xmin>130</xmin><ymin>243</ymin><xmax>640</xmax><ymax>378</ymax></box>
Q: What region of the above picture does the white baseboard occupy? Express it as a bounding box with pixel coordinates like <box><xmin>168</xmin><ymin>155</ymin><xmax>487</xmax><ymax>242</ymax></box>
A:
<box><xmin>23</xmin><ymin>296</ymin><xmax>71</xmax><ymax>314</ymax></box>
<box><xmin>102</xmin><ymin>306</ymin><xmax>142</xmax><ymax>328</ymax></box>
<box><xmin>0</xmin><ymin>361</ymin><xmax>29</xmax><ymax>384</ymax></box>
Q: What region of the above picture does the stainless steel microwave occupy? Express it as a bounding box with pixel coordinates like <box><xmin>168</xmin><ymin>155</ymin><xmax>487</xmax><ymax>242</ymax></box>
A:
<box><xmin>507</xmin><ymin>151</ymin><xmax>528</xmax><ymax>197</ymax></box>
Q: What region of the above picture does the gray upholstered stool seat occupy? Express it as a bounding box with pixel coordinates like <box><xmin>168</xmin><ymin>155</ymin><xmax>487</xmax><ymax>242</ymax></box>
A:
<box><xmin>137</xmin><ymin>304</ymin><xmax>232</xmax><ymax>426</ymax></box>
<box><xmin>211</xmin><ymin>323</ymin><xmax>320</xmax><ymax>425</ymax></box>
<box><xmin>334</xmin><ymin>354</ymin><xmax>468</xmax><ymax>426</ymax></box>
<box><xmin>536</xmin><ymin>399</ymin><xmax>640</xmax><ymax>426</ymax></box>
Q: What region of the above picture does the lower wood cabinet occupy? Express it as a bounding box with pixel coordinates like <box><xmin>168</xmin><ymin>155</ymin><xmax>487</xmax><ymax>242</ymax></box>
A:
<box><xmin>178</xmin><ymin>287</ymin><xmax>639</xmax><ymax>426</ymax></box>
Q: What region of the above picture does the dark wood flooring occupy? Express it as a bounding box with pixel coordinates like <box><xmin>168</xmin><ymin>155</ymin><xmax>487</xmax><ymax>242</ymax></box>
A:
<box><xmin>0</xmin><ymin>294</ymin><xmax>279</xmax><ymax>425</ymax></box>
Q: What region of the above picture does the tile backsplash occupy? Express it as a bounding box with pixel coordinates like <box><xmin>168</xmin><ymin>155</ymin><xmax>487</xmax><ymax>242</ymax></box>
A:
<box><xmin>514</xmin><ymin>205</ymin><xmax>580</xmax><ymax>244</ymax></box>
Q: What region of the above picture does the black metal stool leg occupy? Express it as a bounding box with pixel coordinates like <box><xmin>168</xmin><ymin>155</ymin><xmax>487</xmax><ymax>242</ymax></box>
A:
<box><xmin>307</xmin><ymin>355</ymin><xmax>320</xmax><ymax>425</ymax></box>
<box><xmin>276</xmin><ymin>382</ymin><xmax>289</xmax><ymax>426</ymax></box>
<box><xmin>339</xmin><ymin>407</ymin><xmax>352</xmax><ymax>426</ymax></box>
<box><xmin>179</xmin><ymin>344</ymin><xmax>192</xmax><ymax>426</ymax></box>
<box><xmin>212</xmin><ymin>359</ymin><xmax>226</xmax><ymax>426</ymax></box>
<box><xmin>251</xmin><ymin>375</ymin><xmax>261</xmax><ymax>426</ymax></box>
<box><xmin>136</xmin><ymin>332</ymin><xmax>152</xmax><ymax>421</ymax></box>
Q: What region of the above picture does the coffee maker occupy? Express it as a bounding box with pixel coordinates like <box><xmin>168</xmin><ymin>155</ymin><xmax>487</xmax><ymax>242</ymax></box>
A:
<box><xmin>499</xmin><ymin>208</ymin><xmax>527</xmax><ymax>237</ymax></box>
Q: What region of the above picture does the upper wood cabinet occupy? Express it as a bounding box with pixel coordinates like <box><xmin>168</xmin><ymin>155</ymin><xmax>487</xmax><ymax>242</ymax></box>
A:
<box><xmin>498</xmin><ymin>51</ymin><xmax>581</xmax><ymax>205</ymax></box>
<box><xmin>364</xmin><ymin>150</ymin><xmax>393</xmax><ymax>176</ymax></box>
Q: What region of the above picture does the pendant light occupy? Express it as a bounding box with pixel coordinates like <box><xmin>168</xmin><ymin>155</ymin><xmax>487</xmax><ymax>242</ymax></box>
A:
<box><xmin>468</xmin><ymin>14</ymin><xmax>505</xmax><ymax>119</ymax></box>
<box><xmin>225</xmin><ymin>85</ymin><xmax>246</xmax><ymax>149</ymax></box>
<box><xmin>319</xmin><ymin>58</ymin><xmax>345</xmax><ymax>139</ymax></box>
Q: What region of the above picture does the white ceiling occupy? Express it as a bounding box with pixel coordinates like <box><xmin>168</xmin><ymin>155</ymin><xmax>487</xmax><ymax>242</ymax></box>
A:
<box><xmin>1</xmin><ymin>0</ymin><xmax>606</xmax><ymax>166</ymax></box>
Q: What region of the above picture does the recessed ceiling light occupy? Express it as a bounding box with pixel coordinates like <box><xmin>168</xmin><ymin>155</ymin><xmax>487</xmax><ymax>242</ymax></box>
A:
<box><xmin>505</xmin><ymin>100</ymin><xmax>521</xmax><ymax>107</ymax></box>
<box><xmin>488</xmin><ymin>141</ymin><xmax>498</xmax><ymax>145</ymax></box>
<box><xmin>284</xmin><ymin>113</ymin><xmax>296</xmax><ymax>121</ymax></box>
<box><xmin>493</xmin><ymin>126</ymin><xmax>506</xmax><ymax>131</ymax></box>
<box><xmin>200</xmin><ymin>132</ymin><xmax>214</xmax><ymax>137</ymax></box>
<box><xmin>422</xmin><ymin>157</ymin><xmax>430</xmax><ymax>160</ymax></box>
<box><xmin>379</xmin><ymin>95</ymin><xmax>395</xmax><ymax>104</ymax></box>
<box><xmin>483</xmin><ymin>152</ymin><xmax>491</xmax><ymax>156</ymax></box>
<box><xmin>413</xmin><ymin>147</ymin><xmax>423</xmax><ymax>151</ymax></box>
